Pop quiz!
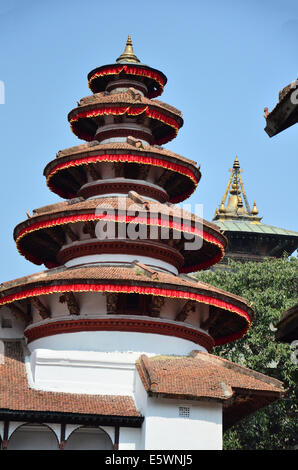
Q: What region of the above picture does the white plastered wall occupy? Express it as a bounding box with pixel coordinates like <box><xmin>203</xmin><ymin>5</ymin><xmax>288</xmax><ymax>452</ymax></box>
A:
<box><xmin>25</xmin><ymin>330</ymin><xmax>207</xmax><ymax>395</ymax></box>
<box><xmin>0</xmin><ymin>306</ymin><xmax>26</xmax><ymax>339</ymax></box>
<box><xmin>134</xmin><ymin>372</ymin><xmax>222</xmax><ymax>450</ymax></box>
<box><xmin>118</xmin><ymin>427</ymin><xmax>142</xmax><ymax>450</ymax></box>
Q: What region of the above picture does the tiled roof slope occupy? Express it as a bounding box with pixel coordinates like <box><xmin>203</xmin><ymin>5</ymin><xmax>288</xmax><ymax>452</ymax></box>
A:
<box><xmin>0</xmin><ymin>340</ymin><xmax>140</xmax><ymax>421</ymax></box>
<box><xmin>15</xmin><ymin>195</ymin><xmax>225</xmax><ymax>236</ymax></box>
<box><xmin>0</xmin><ymin>264</ymin><xmax>251</xmax><ymax>310</ymax></box>
<box><xmin>50</xmin><ymin>141</ymin><xmax>197</xmax><ymax>166</ymax></box>
<box><xmin>74</xmin><ymin>91</ymin><xmax>182</xmax><ymax>118</ymax></box>
<box><xmin>136</xmin><ymin>351</ymin><xmax>284</xmax><ymax>429</ymax></box>
<box><xmin>0</xmin><ymin>341</ymin><xmax>284</xmax><ymax>430</ymax></box>
<box><xmin>214</xmin><ymin>219</ymin><xmax>298</xmax><ymax>237</ymax></box>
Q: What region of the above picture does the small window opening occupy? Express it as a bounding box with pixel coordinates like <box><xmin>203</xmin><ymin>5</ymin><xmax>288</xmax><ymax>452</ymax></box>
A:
<box><xmin>1</xmin><ymin>318</ymin><xmax>12</xmax><ymax>328</ymax></box>
<box><xmin>179</xmin><ymin>406</ymin><xmax>190</xmax><ymax>418</ymax></box>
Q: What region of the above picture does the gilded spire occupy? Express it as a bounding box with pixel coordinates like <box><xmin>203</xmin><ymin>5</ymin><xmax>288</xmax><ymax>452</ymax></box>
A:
<box><xmin>233</xmin><ymin>155</ymin><xmax>240</xmax><ymax>170</ymax></box>
<box><xmin>230</xmin><ymin>174</ymin><xmax>240</xmax><ymax>195</ymax></box>
<box><xmin>116</xmin><ymin>34</ymin><xmax>141</xmax><ymax>64</ymax></box>
<box><xmin>213</xmin><ymin>156</ymin><xmax>262</xmax><ymax>222</ymax></box>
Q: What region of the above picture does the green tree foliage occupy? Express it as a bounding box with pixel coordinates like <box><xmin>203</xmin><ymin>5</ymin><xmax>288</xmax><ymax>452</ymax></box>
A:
<box><xmin>195</xmin><ymin>256</ymin><xmax>298</xmax><ymax>450</ymax></box>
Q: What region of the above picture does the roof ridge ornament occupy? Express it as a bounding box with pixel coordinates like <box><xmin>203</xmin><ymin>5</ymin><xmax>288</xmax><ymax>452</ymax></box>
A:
<box><xmin>251</xmin><ymin>200</ymin><xmax>259</xmax><ymax>216</ymax></box>
<box><xmin>116</xmin><ymin>34</ymin><xmax>141</xmax><ymax>64</ymax></box>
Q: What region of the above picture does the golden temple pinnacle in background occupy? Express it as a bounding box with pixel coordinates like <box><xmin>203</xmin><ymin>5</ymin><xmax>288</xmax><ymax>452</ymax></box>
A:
<box><xmin>116</xmin><ymin>34</ymin><xmax>141</xmax><ymax>64</ymax></box>
<box><xmin>213</xmin><ymin>156</ymin><xmax>261</xmax><ymax>222</ymax></box>
<box><xmin>212</xmin><ymin>156</ymin><xmax>298</xmax><ymax>263</ymax></box>
<box><xmin>233</xmin><ymin>155</ymin><xmax>240</xmax><ymax>169</ymax></box>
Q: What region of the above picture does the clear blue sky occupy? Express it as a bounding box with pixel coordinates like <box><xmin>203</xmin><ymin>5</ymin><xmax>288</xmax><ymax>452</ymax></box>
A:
<box><xmin>0</xmin><ymin>0</ymin><xmax>297</xmax><ymax>281</ymax></box>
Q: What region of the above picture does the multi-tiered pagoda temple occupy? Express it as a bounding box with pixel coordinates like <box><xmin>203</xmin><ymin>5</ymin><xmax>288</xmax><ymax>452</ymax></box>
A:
<box><xmin>0</xmin><ymin>37</ymin><xmax>284</xmax><ymax>450</ymax></box>
<box><xmin>213</xmin><ymin>156</ymin><xmax>298</xmax><ymax>263</ymax></box>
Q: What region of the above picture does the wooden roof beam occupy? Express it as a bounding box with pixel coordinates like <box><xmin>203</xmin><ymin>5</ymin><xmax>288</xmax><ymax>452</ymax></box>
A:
<box><xmin>201</xmin><ymin>309</ymin><xmax>222</xmax><ymax>331</ymax></box>
<box><xmin>165</xmin><ymin>176</ymin><xmax>183</xmax><ymax>193</ymax></box>
<box><xmin>31</xmin><ymin>297</ymin><xmax>51</xmax><ymax>320</ymax></box>
<box><xmin>105</xmin><ymin>293</ymin><xmax>118</xmax><ymax>314</ymax></box>
<box><xmin>150</xmin><ymin>296</ymin><xmax>164</xmax><ymax>317</ymax></box>
<box><xmin>44</xmin><ymin>228</ymin><xmax>65</xmax><ymax>246</ymax></box>
<box><xmin>59</xmin><ymin>292</ymin><xmax>80</xmax><ymax>316</ymax></box>
<box><xmin>64</xmin><ymin>224</ymin><xmax>79</xmax><ymax>242</ymax></box>
<box><xmin>30</xmin><ymin>234</ymin><xmax>59</xmax><ymax>254</ymax></box>
<box><xmin>83</xmin><ymin>221</ymin><xmax>96</xmax><ymax>239</ymax></box>
<box><xmin>175</xmin><ymin>300</ymin><xmax>196</xmax><ymax>322</ymax></box>
<box><xmin>156</xmin><ymin>169</ymin><xmax>169</xmax><ymax>186</ymax></box>
<box><xmin>114</xmin><ymin>162</ymin><xmax>124</xmax><ymax>178</ymax></box>
<box><xmin>88</xmin><ymin>164</ymin><xmax>101</xmax><ymax>181</ymax></box>
<box><xmin>138</xmin><ymin>163</ymin><xmax>150</xmax><ymax>181</ymax></box>
<box><xmin>68</xmin><ymin>166</ymin><xmax>86</xmax><ymax>186</ymax></box>
<box><xmin>7</xmin><ymin>302</ymin><xmax>31</xmax><ymax>324</ymax></box>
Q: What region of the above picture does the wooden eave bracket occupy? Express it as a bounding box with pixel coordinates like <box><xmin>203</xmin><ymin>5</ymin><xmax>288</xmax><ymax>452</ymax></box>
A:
<box><xmin>31</xmin><ymin>297</ymin><xmax>51</xmax><ymax>320</ymax></box>
<box><xmin>59</xmin><ymin>292</ymin><xmax>80</xmax><ymax>316</ymax></box>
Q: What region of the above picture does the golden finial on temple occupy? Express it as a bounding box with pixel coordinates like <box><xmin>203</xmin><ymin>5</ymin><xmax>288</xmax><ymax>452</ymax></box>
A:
<box><xmin>116</xmin><ymin>34</ymin><xmax>141</xmax><ymax>64</ymax></box>
<box><xmin>237</xmin><ymin>196</ymin><xmax>245</xmax><ymax>214</ymax></box>
<box><xmin>233</xmin><ymin>155</ymin><xmax>240</xmax><ymax>169</ymax></box>
<box><xmin>251</xmin><ymin>201</ymin><xmax>259</xmax><ymax>216</ymax></box>
<box><xmin>219</xmin><ymin>202</ymin><xmax>226</xmax><ymax>214</ymax></box>
<box><xmin>213</xmin><ymin>155</ymin><xmax>262</xmax><ymax>222</ymax></box>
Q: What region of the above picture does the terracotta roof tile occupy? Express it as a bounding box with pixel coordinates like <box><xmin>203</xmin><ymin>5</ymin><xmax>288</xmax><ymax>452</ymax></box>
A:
<box><xmin>137</xmin><ymin>352</ymin><xmax>284</xmax><ymax>399</ymax></box>
<box><xmin>0</xmin><ymin>341</ymin><xmax>284</xmax><ymax>428</ymax></box>
<box><xmin>73</xmin><ymin>91</ymin><xmax>182</xmax><ymax>118</ymax></box>
<box><xmin>0</xmin><ymin>340</ymin><xmax>140</xmax><ymax>419</ymax></box>
<box><xmin>13</xmin><ymin>195</ymin><xmax>226</xmax><ymax>278</ymax></box>
<box><xmin>53</xmin><ymin>141</ymin><xmax>196</xmax><ymax>166</ymax></box>
<box><xmin>16</xmin><ymin>195</ymin><xmax>225</xmax><ymax>242</ymax></box>
<box><xmin>87</xmin><ymin>62</ymin><xmax>168</xmax><ymax>91</ymax></box>
<box><xmin>0</xmin><ymin>264</ymin><xmax>251</xmax><ymax>309</ymax></box>
<box><xmin>43</xmin><ymin>141</ymin><xmax>199</xmax><ymax>184</ymax></box>
<box><xmin>136</xmin><ymin>351</ymin><xmax>285</xmax><ymax>428</ymax></box>
<box><xmin>0</xmin><ymin>265</ymin><xmax>253</xmax><ymax>345</ymax></box>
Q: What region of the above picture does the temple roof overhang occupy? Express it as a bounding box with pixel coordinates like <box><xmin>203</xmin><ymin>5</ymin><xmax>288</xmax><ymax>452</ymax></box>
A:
<box><xmin>14</xmin><ymin>195</ymin><xmax>227</xmax><ymax>273</ymax></box>
<box><xmin>264</xmin><ymin>79</ymin><xmax>298</xmax><ymax>137</ymax></box>
<box><xmin>0</xmin><ymin>341</ymin><xmax>284</xmax><ymax>430</ymax></box>
<box><xmin>275</xmin><ymin>304</ymin><xmax>298</xmax><ymax>343</ymax></box>
<box><xmin>68</xmin><ymin>91</ymin><xmax>183</xmax><ymax>146</ymax></box>
<box><xmin>137</xmin><ymin>351</ymin><xmax>284</xmax><ymax>430</ymax></box>
<box><xmin>0</xmin><ymin>263</ymin><xmax>253</xmax><ymax>346</ymax></box>
<box><xmin>0</xmin><ymin>340</ymin><xmax>142</xmax><ymax>425</ymax></box>
<box><xmin>213</xmin><ymin>220</ymin><xmax>298</xmax><ymax>259</ymax></box>
<box><xmin>213</xmin><ymin>219</ymin><xmax>298</xmax><ymax>238</ymax></box>
<box><xmin>43</xmin><ymin>140</ymin><xmax>201</xmax><ymax>203</ymax></box>
<box><xmin>88</xmin><ymin>63</ymin><xmax>167</xmax><ymax>99</ymax></box>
